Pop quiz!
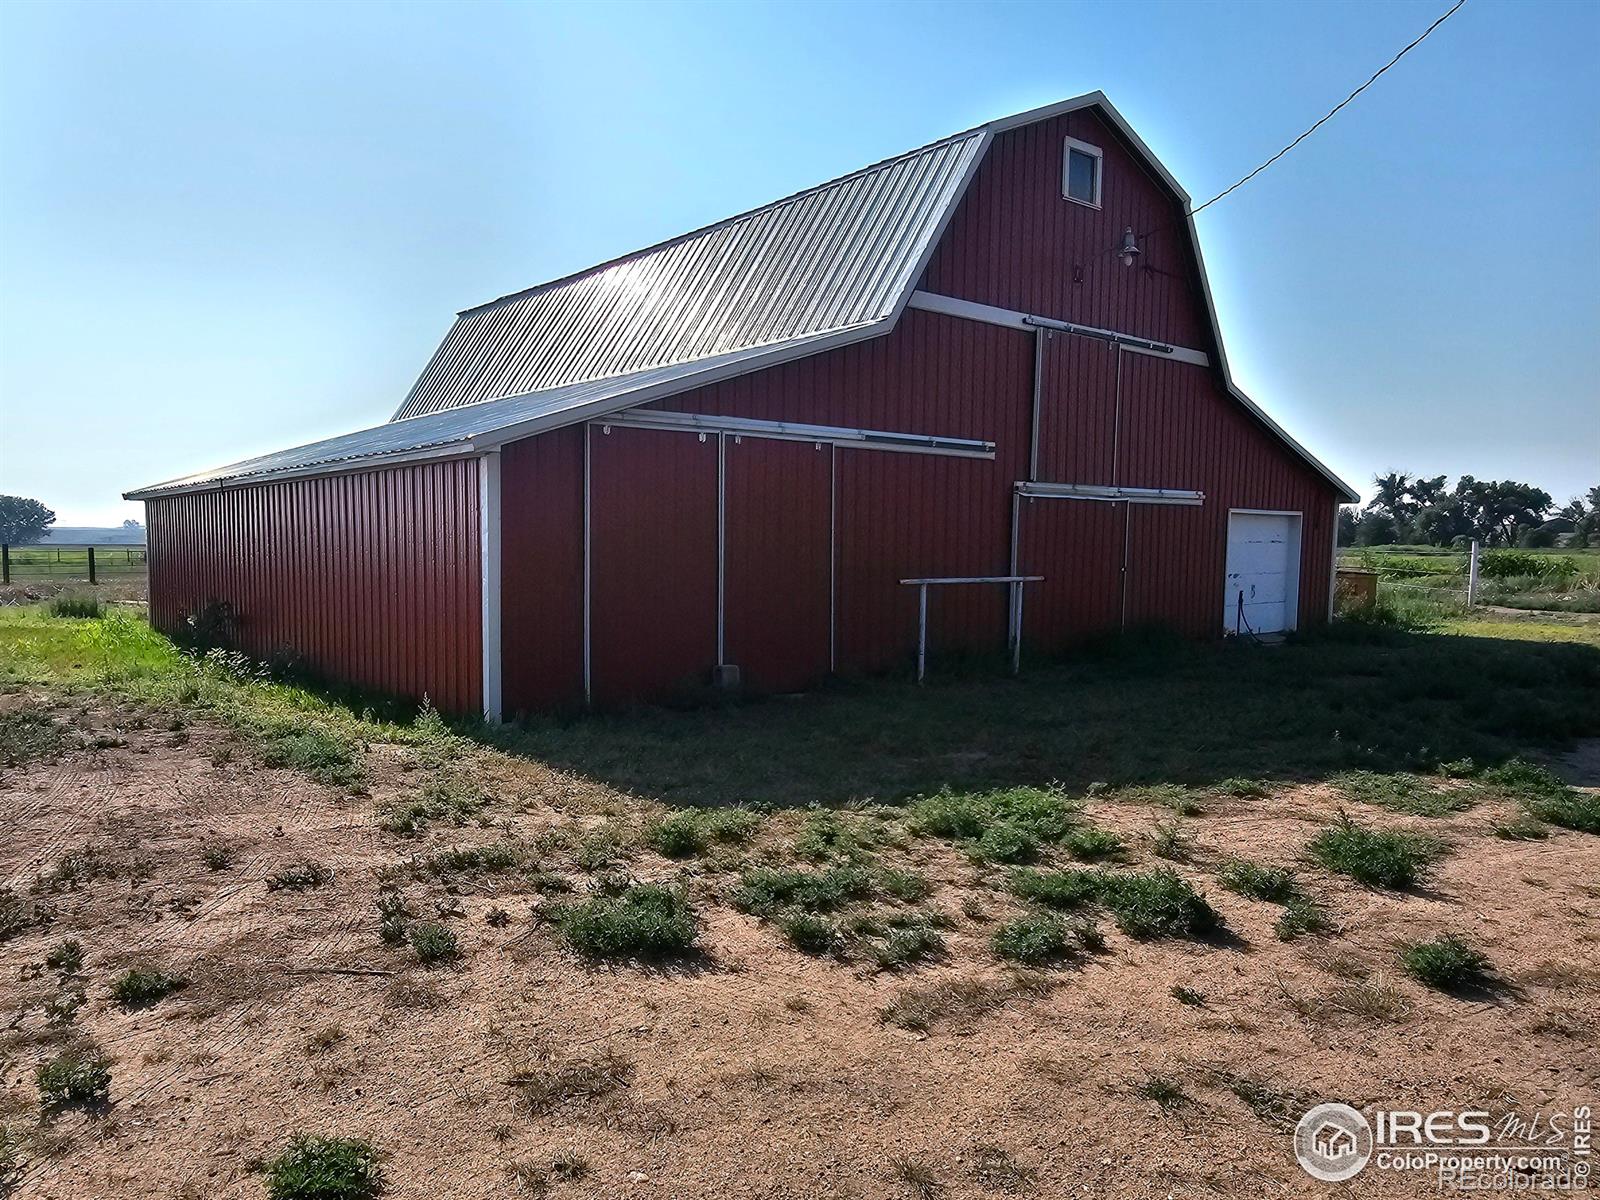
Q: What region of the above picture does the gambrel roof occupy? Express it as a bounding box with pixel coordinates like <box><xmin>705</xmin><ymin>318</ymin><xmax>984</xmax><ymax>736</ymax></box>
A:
<box><xmin>128</xmin><ymin>93</ymin><xmax>1356</xmax><ymax>502</ymax></box>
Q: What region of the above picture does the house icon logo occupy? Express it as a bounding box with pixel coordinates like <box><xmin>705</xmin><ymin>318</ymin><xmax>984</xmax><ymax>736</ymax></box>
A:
<box><xmin>1294</xmin><ymin>1102</ymin><xmax>1373</xmax><ymax>1182</ymax></box>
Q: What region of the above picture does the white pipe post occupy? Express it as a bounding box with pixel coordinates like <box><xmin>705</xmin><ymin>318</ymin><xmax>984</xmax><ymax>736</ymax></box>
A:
<box><xmin>1010</xmin><ymin>582</ymin><xmax>1024</xmax><ymax>676</ymax></box>
<box><xmin>1467</xmin><ymin>539</ymin><xmax>1480</xmax><ymax>609</ymax></box>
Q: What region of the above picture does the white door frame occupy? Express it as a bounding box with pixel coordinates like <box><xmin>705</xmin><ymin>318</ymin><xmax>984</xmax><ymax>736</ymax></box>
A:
<box><xmin>1224</xmin><ymin>508</ymin><xmax>1302</xmax><ymax>634</ymax></box>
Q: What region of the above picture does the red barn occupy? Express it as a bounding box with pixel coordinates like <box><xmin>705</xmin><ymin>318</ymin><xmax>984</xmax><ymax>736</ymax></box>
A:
<box><xmin>128</xmin><ymin>93</ymin><xmax>1357</xmax><ymax>718</ymax></box>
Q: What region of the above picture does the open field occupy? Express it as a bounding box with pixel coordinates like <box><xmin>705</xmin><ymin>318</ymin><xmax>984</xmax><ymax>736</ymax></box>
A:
<box><xmin>1</xmin><ymin>607</ymin><xmax>1597</xmax><ymax>1198</ymax></box>
<box><xmin>1339</xmin><ymin>544</ymin><xmax>1600</xmax><ymax>617</ymax></box>
<box><xmin>1</xmin><ymin>547</ymin><xmax>148</xmax><ymax>582</ymax></box>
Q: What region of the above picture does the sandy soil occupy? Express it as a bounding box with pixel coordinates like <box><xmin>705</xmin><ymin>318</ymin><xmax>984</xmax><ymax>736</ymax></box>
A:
<box><xmin>1</xmin><ymin>694</ymin><xmax>1595</xmax><ymax>1199</ymax></box>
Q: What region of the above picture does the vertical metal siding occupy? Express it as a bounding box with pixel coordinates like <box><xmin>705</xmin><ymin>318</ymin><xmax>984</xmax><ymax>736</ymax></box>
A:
<box><xmin>499</xmin><ymin>428</ymin><xmax>586</xmax><ymax>714</ymax></box>
<box><xmin>724</xmin><ymin>436</ymin><xmax>832</xmax><ymax>693</ymax></box>
<box><xmin>145</xmin><ymin>458</ymin><xmax>482</xmax><ymax>715</ymax></box>
<box><xmin>588</xmin><ymin>426</ymin><xmax>720</xmax><ymax>706</ymax></box>
<box><xmin>1017</xmin><ymin>499</ymin><xmax>1127</xmax><ymax>651</ymax></box>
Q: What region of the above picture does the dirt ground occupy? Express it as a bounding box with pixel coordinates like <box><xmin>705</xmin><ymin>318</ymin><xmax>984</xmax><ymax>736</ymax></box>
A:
<box><xmin>2</xmin><ymin>694</ymin><xmax>1596</xmax><ymax>1199</ymax></box>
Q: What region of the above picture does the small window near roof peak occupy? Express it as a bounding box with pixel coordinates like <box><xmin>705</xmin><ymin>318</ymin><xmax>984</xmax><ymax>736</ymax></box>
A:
<box><xmin>1063</xmin><ymin>137</ymin><xmax>1102</xmax><ymax>207</ymax></box>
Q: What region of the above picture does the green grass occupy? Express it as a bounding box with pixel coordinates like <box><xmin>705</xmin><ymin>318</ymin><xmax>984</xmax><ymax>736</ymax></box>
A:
<box><xmin>407</xmin><ymin>922</ymin><xmax>459</xmax><ymax>966</ymax></box>
<box><xmin>645</xmin><ymin>807</ymin><xmax>762</xmax><ymax>858</ymax></box>
<box><xmin>1476</xmin><ymin>759</ymin><xmax>1600</xmax><ymax>835</ymax></box>
<box><xmin>49</xmin><ymin>596</ymin><xmax>104</xmax><ymax>619</ymax></box>
<box><xmin>1334</xmin><ymin>770</ymin><xmax>1471</xmax><ymax>817</ymax></box>
<box><xmin>1217</xmin><ymin>859</ymin><xmax>1301</xmax><ymax>904</ymax></box>
<box><xmin>991</xmin><ymin>912</ymin><xmax>1077</xmax><ymax>965</ymax></box>
<box><xmin>35</xmin><ymin>1043</ymin><xmax>112</xmax><ymax>1111</ymax></box>
<box><xmin>779</xmin><ymin>912</ymin><xmax>839</xmax><ymax>955</ymax></box>
<box><xmin>111</xmin><ymin>968</ymin><xmax>188</xmax><ymax>1009</ymax></box>
<box><xmin>1308</xmin><ymin>813</ymin><xmax>1443</xmax><ymax>889</ymax></box>
<box><xmin>377</xmin><ymin>775</ymin><xmax>484</xmax><ymax>834</ymax></box>
<box><xmin>1096</xmin><ymin>869</ymin><xmax>1220</xmax><ymax>939</ymax></box>
<box><xmin>45</xmin><ymin>939</ymin><xmax>84</xmax><ymax>973</ymax></box>
<box><xmin>1275</xmin><ymin>896</ymin><xmax>1330</xmax><ymax>940</ymax></box>
<box><xmin>731</xmin><ymin>863</ymin><xmax>876</xmax><ymax>917</ymax></box>
<box><xmin>1402</xmin><ymin>934</ymin><xmax>1492</xmax><ymax>992</ymax></box>
<box><xmin>1008</xmin><ymin>868</ymin><xmax>1101</xmax><ymax>910</ymax></box>
<box><xmin>265</xmin><ymin>1134</ymin><xmax>384</xmax><ymax>1200</ymax></box>
<box><xmin>557</xmin><ymin>883</ymin><xmax>698</xmax><ymax>961</ymax></box>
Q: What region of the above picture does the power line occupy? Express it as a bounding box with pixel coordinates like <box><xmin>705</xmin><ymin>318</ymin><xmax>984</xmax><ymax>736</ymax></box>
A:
<box><xmin>1191</xmin><ymin>0</ymin><xmax>1469</xmax><ymax>215</ymax></box>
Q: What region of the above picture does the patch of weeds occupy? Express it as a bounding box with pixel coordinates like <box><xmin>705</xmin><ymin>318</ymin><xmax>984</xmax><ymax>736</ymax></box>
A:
<box><xmin>1217</xmin><ymin>859</ymin><xmax>1300</xmax><ymax>904</ymax></box>
<box><xmin>44</xmin><ymin>988</ymin><xmax>86</xmax><ymax>1024</ymax></box>
<box><xmin>376</xmin><ymin>887</ymin><xmax>409</xmax><ymax>945</ymax></box>
<box><xmin>1275</xmin><ymin>896</ymin><xmax>1329</xmax><ymax>941</ymax></box>
<box><xmin>1136</xmin><ymin>1074</ymin><xmax>1188</xmax><ymax>1108</ymax></box>
<box><xmin>571</xmin><ymin>826</ymin><xmax>628</xmax><ymax>872</ymax></box>
<box><xmin>558</xmin><ymin>884</ymin><xmax>698</xmax><ymax>961</ymax></box>
<box><xmin>485</xmin><ymin>906</ymin><xmax>511</xmax><ymax>927</ymax></box>
<box><xmin>872</xmin><ymin>925</ymin><xmax>946</xmax><ymax>971</ymax></box>
<box><xmin>36</xmin><ymin>1042</ymin><xmax>111</xmax><ymax>1111</ymax></box>
<box><xmin>1096</xmin><ymin>869</ymin><xmax>1219</xmax><ymax>940</ymax></box>
<box><xmin>1115</xmin><ymin>784</ymin><xmax>1206</xmax><ymax>817</ymax></box>
<box><xmin>1213</xmin><ymin>1071</ymin><xmax>1298</xmax><ymax>1127</ymax></box>
<box><xmin>1007</xmin><ymin>868</ymin><xmax>1099</xmax><ymax>910</ymax></box>
<box><xmin>269</xmin><ymin>860</ymin><xmax>333</xmax><ymax>891</ymax></box>
<box><xmin>1308</xmin><ymin>811</ymin><xmax>1443</xmax><ymax>890</ymax></box>
<box><xmin>416</xmin><ymin>844</ymin><xmax>524</xmax><ymax>878</ymax></box>
<box><xmin>265</xmin><ymin>1134</ymin><xmax>383</xmax><ymax>1200</ymax></box>
<box><xmin>780</xmin><ymin>912</ymin><xmax>840</xmax><ymax>956</ymax></box>
<box><xmin>33</xmin><ymin>846</ymin><xmax>121</xmax><ymax>893</ymax></box>
<box><xmin>1402</xmin><ymin>934</ymin><xmax>1492</xmax><ymax>993</ymax></box>
<box><xmin>408</xmin><ymin>922</ymin><xmax>459</xmax><ymax>967</ymax></box>
<box><xmin>879</xmin><ymin>972</ymin><xmax>1057</xmax><ymax>1034</ymax></box>
<box><xmin>111</xmin><ymin>968</ymin><xmax>188</xmax><ymax>1009</ymax></box>
<box><xmin>732</xmin><ymin>863</ymin><xmax>874</xmax><ymax>917</ymax></box>
<box><xmin>991</xmin><ymin>913</ymin><xmax>1077</xmax><ymax>966</ymax></box>
<box><xmin>968</xmin><ymin>822</ymin><xmax>1039</xmax><ymax>865</ymax></box>
<box><xmin>1335</xmin><ymin>770</ymin><xmax>1470</xmax><ymax>817</ymax></box>
<box><xmin>201</xmin><ymin>843</ymin><xmax>233</xmax><ymax>871</ymax></box>
<box><xmin>1478</xmin><ymin>760</ymin><xmax>1600</xmax><ymax>835</ymax></box>
<box><xmin>793</xmin><ymin>808</ymin><xmax>883</xmax><ymax>861</ymax></box>
<box><xmin>874</xmin><ymin>866</ymin><xmax>932</xmax><ymax>902</ymax></box>
<box><xmin>0</xmin><ymin>886</ymin><xmax>36</xmax><ymax>943</ymax></box>
<box><xmin>256</xmin><ymin>723</ymin><xmax>364</xmax><ymax>791</ymax></box>
<box><xmin>45</xmin><ymin>939</ymin><xmax>83</xmax><ymax>974</ymax></box>
<box><xmin>1171</xmin><ymin>985</ymin><xmax>1206</xmax><ymax>1007</ymax></box>
<box><xmin>1328</xmin><ymin>975</ymin><xmax>1413</xmax><ymax>1023</ymax></box>
<box><xmin>0</xmin><ymin>705</ymin><xmax>64</xmax><ymax>767</ymax></box>
<box><xmin>1060</xmin><ymin>824</ymin><xmax>1125</xmax><ymax>862</ymax></box>
<box><xmin>378</xmin><ymin>774</ymin><xmax>484</xmax><ymax>835</ymax></box>
<box><xmin>970</xmin><ymin>1143</ymin><xmax>1036</xmax><ymax>1193</ymax></box>
<box><xmin>303</xmin><ymin>1025</ymin><xmax>346</xmax><ymax>1055</ymax></box>
<box><xmin>550</xmin><ymin>1152</ymin><xmax>588</xmax><ymax>1181</ymax></box>
<box><xmin>1213</xmin><ymin>777</ymin><xmax>1270</xmax><ymax>799</ymax></box>
<box><xmin>646</xmin><ymin>807</ymin><xmax>761</xmax><ymax>858</ymax></box>
<box><xmin>892</xmin><ymin>1155</ymin><xmax>941</xmax><ymax>1198</ymax></box>
<box><xmin>510</xmin><ymin>1049</ymin><xmax>634</xmax><ymax>1116</ymax></box>
<box><xmin>1493</xmin><ymin>816</ymin><xmax>1549</xmax><ymax>841</ymax></box>
<box><xmin>1147</xmin><ymin>820</ymin><xmax>1190</xmax><ymax>860</ymax></box>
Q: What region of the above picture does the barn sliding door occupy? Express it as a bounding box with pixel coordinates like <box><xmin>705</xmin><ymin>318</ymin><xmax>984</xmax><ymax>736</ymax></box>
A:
<box><xmin>1017</xmin><ymin>497</ymin><xmax>1126</xmax><ymax>654</ymax></box>
<box><xmin>724</xmin><ymin>436</ymin><xmax>832</xmax><ymax>693</ymax></box>
<box><xmin>589</xmin><ymin>426</ymin><xmax>718</xmax><ymax>706</ymax></box>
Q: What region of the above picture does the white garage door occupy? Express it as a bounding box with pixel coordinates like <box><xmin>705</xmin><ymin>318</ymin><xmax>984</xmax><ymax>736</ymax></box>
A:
<box><xmin>1223</xmin><ymin>512</ymin><xmax>1300</xmax><ymax>635</ymax></box>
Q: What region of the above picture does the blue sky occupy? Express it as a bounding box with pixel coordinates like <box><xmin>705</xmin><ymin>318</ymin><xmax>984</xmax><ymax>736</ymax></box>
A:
<box><xmin>1</xmin><ymin>0</ymin><xmax>1595</xmax><ymax>525</ymax></box>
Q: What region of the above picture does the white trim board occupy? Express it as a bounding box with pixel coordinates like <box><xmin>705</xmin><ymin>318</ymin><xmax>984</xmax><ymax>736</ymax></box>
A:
<box><xmin>598</xmin><ymin>410</ymin><xmax>996</xmax><ymax>459</ymax></box>
<box><xmin>478</xmin><ymin>450</ymin><xmax>503</xmax><ymax>722</ymax></box>
<box><xmin>906</xmin><ymin>291</ymin><xmax>1210</xmax><ymax>367</ymax></box>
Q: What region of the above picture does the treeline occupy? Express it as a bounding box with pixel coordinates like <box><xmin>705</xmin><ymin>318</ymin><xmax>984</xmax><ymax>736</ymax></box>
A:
<box><xmin>1338</xmin><ymin>474</ymin><xmax>1600</xmax><ymax>549</ymax></box>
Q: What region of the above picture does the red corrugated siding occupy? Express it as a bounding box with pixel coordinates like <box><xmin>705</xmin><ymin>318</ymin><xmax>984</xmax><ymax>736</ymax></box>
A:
<box><xmin>724</xmin><ymin>436</ymin><xmax>831</xmax><ymax>693</ymax></box>
<box><xmin>487</xmin><ymin>107</ymin><xmax>1340</xmax><ymax>707</ymax></box>
<box><xmin>588</xmin><ymin>426</ymin><xmax>719</xmax><ymax>706</ymax></box>
<box><xmin>500</xmin><ymin>428</ymin><xmax>584</xmax><ymax>714</ymax></box>
<box><xmin>922</xmin><ymin>109</ymin><xmax>1210</xmax><ymax>352</ymax></box>
<box><xmin>145</xmin><ymin>458</ymin><xmax>482</xmax><ymax>714</ymax></box>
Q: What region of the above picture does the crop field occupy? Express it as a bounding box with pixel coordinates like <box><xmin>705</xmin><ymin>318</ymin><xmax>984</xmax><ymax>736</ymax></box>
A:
<box><xmin>1</xmin><ymin>605</ymin><xmax>1597</xmax><ymax>1198</ymax></box>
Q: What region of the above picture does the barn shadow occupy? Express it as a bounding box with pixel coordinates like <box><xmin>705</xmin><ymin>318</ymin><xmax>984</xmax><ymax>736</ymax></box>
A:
<box><xmin>479</xmin><ymin>625</ymin><xmax>1600</xmax><ymax>809</ymax></box>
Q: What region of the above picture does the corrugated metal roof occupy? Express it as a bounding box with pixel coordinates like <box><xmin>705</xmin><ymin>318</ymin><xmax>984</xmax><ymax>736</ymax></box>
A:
<box><xmin>392</xmin><ymin>132</ymin><xmax>987</xmax><ymax>420</ymax></box>
<box><xmin>127</xmin><ymin>93</ymin><xmax>1357</xmax><ymax>502</ymax></box>
<box><xmin>125</xmin><ymin>332</ymin><xmax>857</xmax><ymax>498</ymax></box>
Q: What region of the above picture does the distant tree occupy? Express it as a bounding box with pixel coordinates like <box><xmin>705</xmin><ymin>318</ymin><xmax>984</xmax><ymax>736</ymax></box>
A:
<box><xmin>122</xmin><ymin>518</ymin><xmax>143</xmax><ymax>529</ymax></box>
<box><xmin>1559</xmin><ymin>486</ymin><xmax>1600</xmax><ymax>547</ymax></box>
<box><xmin>1336</xmin><ymin>506</ymin><xmax>1358</xmax><ymax>547</ymax></box>
<box><xmin>1409</xmin><ymin>474</ymin><xmax>1448</xmax><ymax>510</ymax></box>
<box><xmin>1353</xmin><ymin>511</ymin><xmax>1398</xmax><ymax>547</ymax></box>
<box><xmin>1412</xmin><ymin>501</ymin><xmax>1470</xmax><ymax>546</ymax></box>
<box><xmin>0</xmin><ymin>495</ymin><xmax>56</xmax><ymax>545</ymax></box>
<box><xmin>1367</xmin><ymin>472</ymin><xmax>1416</xmax><ymax>526</ymax></box>
<box><xmin>1454</xmin><ymin>477</ymin><xmax>1552</xmax><ymax>546</ymax></box>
